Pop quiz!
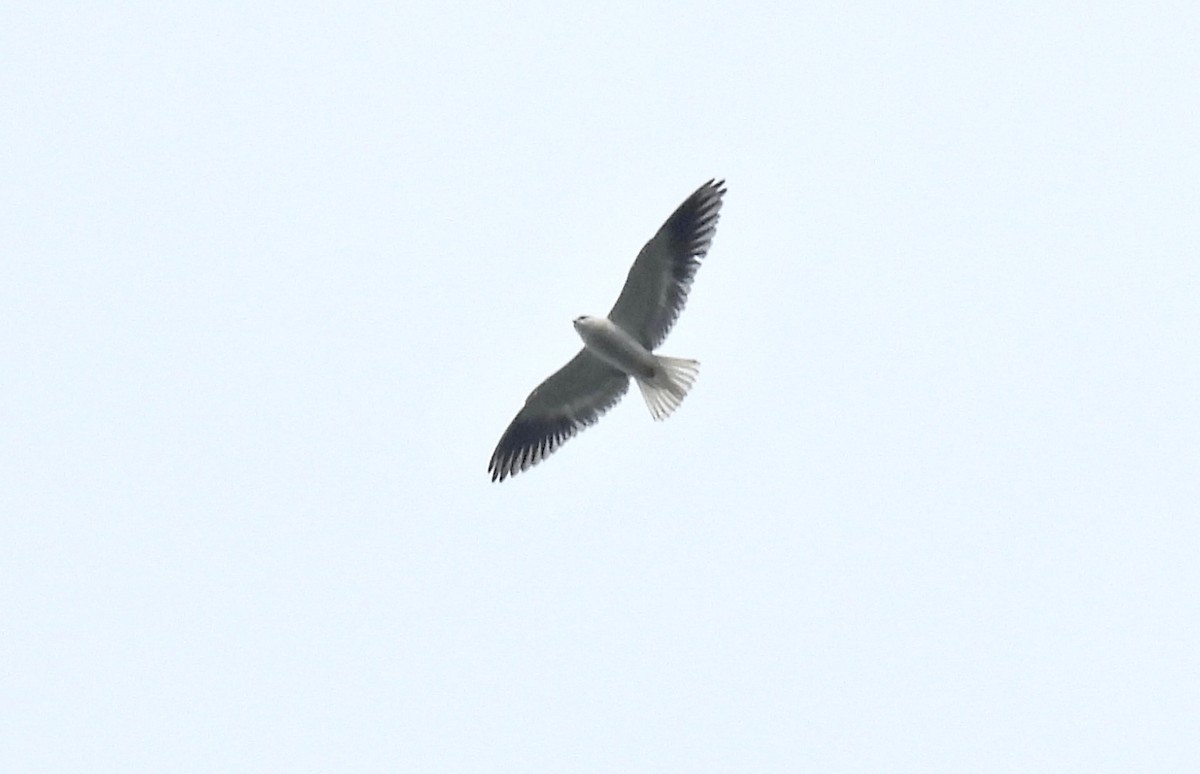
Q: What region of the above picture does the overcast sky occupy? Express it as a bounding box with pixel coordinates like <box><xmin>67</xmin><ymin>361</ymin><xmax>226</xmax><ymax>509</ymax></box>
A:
<box><xmin>4</xmin><ymin>1</ymin><xmax>1198</xmax><ymax>771</ymax></box>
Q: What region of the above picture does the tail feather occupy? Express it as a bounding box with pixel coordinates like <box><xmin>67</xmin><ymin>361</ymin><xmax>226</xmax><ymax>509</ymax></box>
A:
<box><xmin>634</xmin><ymin>355</ymin><xmax>699</xmax><ymax>421</ymax></box>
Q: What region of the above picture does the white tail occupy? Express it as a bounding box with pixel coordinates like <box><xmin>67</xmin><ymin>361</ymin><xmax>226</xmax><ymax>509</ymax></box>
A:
<box><xmin>634</xmin><ymin>355</ymin><xmax>699</xmax><ymax>421</ymax></box>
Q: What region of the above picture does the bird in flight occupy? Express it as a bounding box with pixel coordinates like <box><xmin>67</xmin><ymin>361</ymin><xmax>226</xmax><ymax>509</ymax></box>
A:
<box><xmin>488</xmin><ymin>179</ymin><xmax>726</xmax><ymax>482</ymax></box>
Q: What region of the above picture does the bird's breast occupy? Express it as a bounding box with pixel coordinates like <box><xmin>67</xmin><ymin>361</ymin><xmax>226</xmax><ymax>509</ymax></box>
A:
<box><xmin>575</xmin><ymin>318</ymin><xmax>657</xmax><ymax>378</ymax></box>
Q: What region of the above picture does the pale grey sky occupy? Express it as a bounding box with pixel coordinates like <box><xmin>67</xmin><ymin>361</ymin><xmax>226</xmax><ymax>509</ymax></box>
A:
<box><xmin>3</xmin><ymin>1</ymin><xmax>1198</xmax><ymax>771</ymax></box>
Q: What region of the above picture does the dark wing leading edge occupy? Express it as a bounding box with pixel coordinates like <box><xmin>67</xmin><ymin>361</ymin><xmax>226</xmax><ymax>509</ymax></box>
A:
<box><xmin>488</xmin><ymin>350</ymin><xmax>630</xmax><ymax>482</ymax></box>
<box><xmin>607</xmin><ymin>179</ymin><xmax>726</xmax><ymax>350</ymax></box>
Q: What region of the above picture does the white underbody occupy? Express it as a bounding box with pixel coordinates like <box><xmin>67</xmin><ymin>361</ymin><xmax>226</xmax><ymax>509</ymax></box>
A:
<box><xmin>572</xmin><ymin>316</ymin><xmax>656</xmax><ymax>377</ymax></box>
<box><xmin>572</xmin><ymin>315</ymin><xmax>698</xmax><ymax>421</ymax></box>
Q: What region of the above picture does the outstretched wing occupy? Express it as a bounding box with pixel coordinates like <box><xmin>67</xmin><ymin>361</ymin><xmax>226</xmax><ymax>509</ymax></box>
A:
<box><xmin>488</xmin><ymin>350</ymin><xmax>630</xmax><ymax>482</ymax></box>
<box><xmin>607</xmin><ymin>179</ymin><xmax>726</xmax><ymax>350</ymax></box>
